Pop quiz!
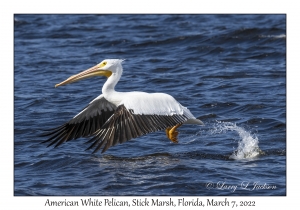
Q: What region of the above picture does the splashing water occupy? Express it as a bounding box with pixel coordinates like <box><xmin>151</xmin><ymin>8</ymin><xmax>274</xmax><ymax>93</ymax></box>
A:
<box><xmin>209</xmin><ymin>121</ymin><xmax>263</xmax><ymax>160</ymax></box>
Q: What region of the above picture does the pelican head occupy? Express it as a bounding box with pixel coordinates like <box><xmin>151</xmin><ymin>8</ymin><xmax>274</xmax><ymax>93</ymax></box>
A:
<box><xmin>55</xmin><ymin>59</ymin><xmax>125</xmax><ymax>87</ymax></box>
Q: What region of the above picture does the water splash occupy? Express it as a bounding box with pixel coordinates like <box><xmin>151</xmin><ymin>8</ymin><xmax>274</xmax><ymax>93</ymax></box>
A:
<box><xmin>209</xmin><ymin>121</ymin><xmax>263</xmax><ymax>160</ymax></box>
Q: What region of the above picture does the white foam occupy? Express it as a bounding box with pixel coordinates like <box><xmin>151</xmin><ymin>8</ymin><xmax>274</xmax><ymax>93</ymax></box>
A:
<box><xmin>209</xmin><ymin>121</ymin><xmax>262</xmax><ymax>160</ymax></box>
<box><xmin>259</xmin><ymin>34</ymin><xmax>286</xmax><ymax>39</ymax></box>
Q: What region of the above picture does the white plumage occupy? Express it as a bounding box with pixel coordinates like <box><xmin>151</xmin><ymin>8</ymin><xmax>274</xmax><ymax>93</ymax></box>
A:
<box><xmin>122</xmin><ymin>92</ymin><xmax>185</xmax><ymax>115</ymax></box>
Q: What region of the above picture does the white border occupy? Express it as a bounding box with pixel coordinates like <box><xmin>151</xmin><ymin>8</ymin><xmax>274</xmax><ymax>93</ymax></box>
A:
<box><xmin>2</xmin><ymin>0</ymin><xmax>296</xmax><ymax>208</ymax></box>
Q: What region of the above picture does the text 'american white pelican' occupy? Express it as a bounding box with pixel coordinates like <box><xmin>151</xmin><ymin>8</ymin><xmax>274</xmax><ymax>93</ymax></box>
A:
<box><xmin>42</xmin><ymin>59</ymin><xmax>204</xmax><ymax>153</ymax></box>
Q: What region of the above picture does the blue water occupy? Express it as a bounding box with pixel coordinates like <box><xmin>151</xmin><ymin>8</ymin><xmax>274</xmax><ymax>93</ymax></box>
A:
<box><xmin>14</xmin><ymin>14</ymin><xmax>286</xmax><ymax>196</ymax></box>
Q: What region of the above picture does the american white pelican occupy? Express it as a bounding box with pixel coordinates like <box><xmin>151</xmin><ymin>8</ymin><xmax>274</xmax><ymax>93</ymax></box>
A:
<box><xmin>43</xmin><ymin>59</ymin><xmax>204</xmax><ymax>153</ymax></box>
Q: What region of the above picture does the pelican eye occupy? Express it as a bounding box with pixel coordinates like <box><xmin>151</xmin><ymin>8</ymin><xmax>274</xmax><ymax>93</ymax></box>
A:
<box><xmin>99</xmin><ymin>61</ymin><xmax>107</xmax><ymax>68</ymax></box>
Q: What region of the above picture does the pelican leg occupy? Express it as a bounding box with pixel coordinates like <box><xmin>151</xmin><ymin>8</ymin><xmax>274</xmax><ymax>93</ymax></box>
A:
<box><xmin>165</xmin><ymin>123</ymin><xmax>182</xmax><ymax>143</ymax></box>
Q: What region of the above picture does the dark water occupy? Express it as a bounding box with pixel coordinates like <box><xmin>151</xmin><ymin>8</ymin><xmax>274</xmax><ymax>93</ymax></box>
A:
<box><xmin>14</xmin><ymin>14</ymin><xmax>286</xmax><ymax>196</ymax></box>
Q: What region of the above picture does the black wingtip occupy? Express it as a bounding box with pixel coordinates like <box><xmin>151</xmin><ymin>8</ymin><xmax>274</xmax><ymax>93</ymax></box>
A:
<box><xmin>92</xmin><ymin>148</ymin><xmax>99</xmax><ymax>154</ymax></box>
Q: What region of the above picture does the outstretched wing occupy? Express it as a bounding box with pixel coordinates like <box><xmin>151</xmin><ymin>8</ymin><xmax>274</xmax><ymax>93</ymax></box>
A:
<box><xmin>84</xmin><ymin>95</ymin><xmax>194</xmax><ymax>153</ymax></box>
<box><xmin>42</xmin><ymin>95</ymin><xmax>117</xmax><ymax>148</ymax></box>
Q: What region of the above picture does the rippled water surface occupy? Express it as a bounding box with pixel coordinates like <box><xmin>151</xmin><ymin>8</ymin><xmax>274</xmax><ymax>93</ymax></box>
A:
<box><xmin>14</xmin><ymin>14</ymin><xmax>286</xmax><ymax>196</ymax></box>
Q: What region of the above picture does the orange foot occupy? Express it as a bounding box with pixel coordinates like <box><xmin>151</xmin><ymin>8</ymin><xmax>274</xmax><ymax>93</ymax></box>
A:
<box><xmin>165</xmin><ymin>123</ymin><xmax>182</xmax><ymax>143</ymax></box>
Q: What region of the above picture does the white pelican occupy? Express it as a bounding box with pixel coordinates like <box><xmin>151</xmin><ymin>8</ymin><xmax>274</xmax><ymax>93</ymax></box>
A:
<box><xmin>43</xmin><ymin>59</ymin><xmax>204</xmax><ymax>153</ymax></box>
